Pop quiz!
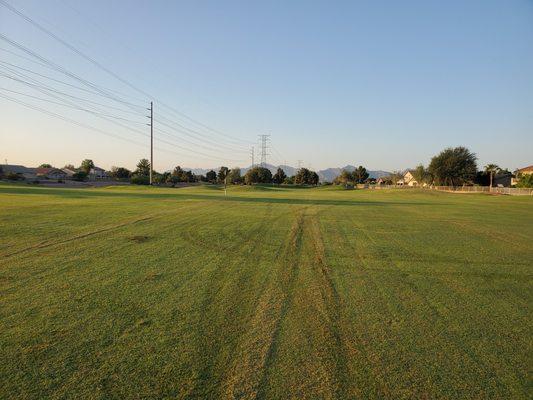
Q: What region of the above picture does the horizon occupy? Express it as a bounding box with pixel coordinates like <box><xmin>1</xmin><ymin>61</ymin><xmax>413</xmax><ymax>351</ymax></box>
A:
<box><xmin>1</xmin><ymin>0</ymin><xmax>532</xmax><ymax>171</ymax></box>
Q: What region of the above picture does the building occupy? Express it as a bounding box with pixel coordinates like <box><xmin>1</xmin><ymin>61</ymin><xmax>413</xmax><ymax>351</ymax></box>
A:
<box><xmin>511</xmin><ymin>165</ymin><xmax>533</xmax><ymax>186</ymax></box>
<box><xmin>62</xmin><ymin>168</ymin><xmax>77</xmax><ymax>179</ymax></box>
<box><xmin>1</xmin><ymin>164</ymin><xmax>37</xmax><ymax>180</ymax></box>
<box><xmin>89</xmin><ymin>166</ymin><xmax>109</xmax><ymax>180</ymax></box>
<box><xmin>403</xmin><ymin>170</ymin><xmax>419</xmax><ymax>186</ymax></box>
<box><xmin>36</xmin><ymin>168</ymin><xmax>68</xmax><ymax>180</ymax></box>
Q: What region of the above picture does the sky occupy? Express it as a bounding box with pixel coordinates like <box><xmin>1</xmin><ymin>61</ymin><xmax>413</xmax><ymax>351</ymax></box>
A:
<box><xmin>0</xmin><ymin>0</ymin><xmax>532</xmax><ymax>172</ymax></box>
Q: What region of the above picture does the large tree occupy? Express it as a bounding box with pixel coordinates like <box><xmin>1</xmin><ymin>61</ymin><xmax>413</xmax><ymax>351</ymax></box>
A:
<box><xmin>484</xmin><ymin>164</ymin><xmax>500</xmax><ymax>189</ymax></box>
<box><xmin>135</xmin><ymin>159</ymin><xmax>151</xmax><ymax>176</ymax></box>
<box><xmin>428</xmin><ymin>147</ymin><xmax>477</xmax><ymax>186</ymax></box>
<box><xmin>294</xmin><ymin>168</ymin><xmax>319</xmax><ymax>185</ymax></box>
<box><xmin>110</xmin><ymin>166</ymin><xmax>131</xmax><ymax>179</ymax></box>
<box><xmin>227</xmin><ymin>168</ymin><xmax>242</xmax><ymax>184</ymax></box>
<box><xmin>412</xmin><ymin>164</ymin><xmax>429</xmax><ymax>185</ymax></box>
<box><xmin>80</xmin><ymin>159</ymin><xmax>95</xmax><ymax>174</ymax></box>
<box><xmin>334</xmin><ymin>169</ymin><xmax>353</xmax><ymax>186</ymax></box>
<box><xmin>244</xmin><ymin>167</ymin><xmax>272</xmax><ymax>185</ymax></box>
<box><xmin>206</xmin><ymin>170</ymin><xmax>217</xmax><ymax>183</ymax></box>
<box><xmin>353</xmin><ymin>165</ymin><xmax>369</xmax><ymax>184</ymax></box>
<box><xmin>39</xmin><ymin>163</ymin><xmax>52</xmax><ymax>168</ymax></box>
<box><xmin>218</xmin><ymin>166</ymin><xmax>229</xmax><ymax>183</ymax></box>
<box><xmin>272</xmin><ymin>167</ymin><xmax>287</xmax><ymax>185</ymax></box>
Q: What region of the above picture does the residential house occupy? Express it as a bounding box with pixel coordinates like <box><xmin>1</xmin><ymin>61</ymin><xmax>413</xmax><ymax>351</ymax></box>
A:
<box><xmin>1</xmin><ymin>164</ymin><xmax>37</xmax><ymax>180</ymax></box>
<box><xmin>511</xmin><ymin>165</ymin><xmax>533</xmax><ymax>186</ymax></box>
<box><xmin>403</xmin><ymin>170</ymin><xmax>419</xmax><ymax>186</ymax></box>
<box><xmin>89</xmin><ymin>166</ymin><xmax>109</xmax><ymax>180</ymax></box>
<box><xmin>62</xmin><ymin>168</ymin><xmax>77</xmax><ymax>179</ymax></box>
<box><xmin>36</xmin><ymin>168</ymin><xmax>67</xmax><ymax>180</ymax></box>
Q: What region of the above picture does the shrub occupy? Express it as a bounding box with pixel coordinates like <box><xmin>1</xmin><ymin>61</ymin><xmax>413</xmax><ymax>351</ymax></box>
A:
<box><xmin>131</xmin><ymin>174</ymin><xmax>150</xmax><ymax>185</ymax></box>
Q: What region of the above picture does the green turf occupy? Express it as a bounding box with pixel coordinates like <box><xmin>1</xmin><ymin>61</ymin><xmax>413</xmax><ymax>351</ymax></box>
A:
<box><xmin>1</xmin><ymin>183</ymin><xmax>531</xmax><ymax>399</ymax></box>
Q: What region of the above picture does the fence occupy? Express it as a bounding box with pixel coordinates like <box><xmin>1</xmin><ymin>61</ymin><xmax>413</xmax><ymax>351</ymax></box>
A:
<box><xmin>359</xmin><ymin>184</ymin><xmax>533</xmax><ymax>196</ymax></box>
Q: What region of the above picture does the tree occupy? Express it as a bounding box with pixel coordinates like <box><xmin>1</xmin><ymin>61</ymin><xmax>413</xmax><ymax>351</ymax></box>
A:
<box><xmin>135</xmin><ymin>159</ymin><xmax>151</xmax><ymax>176</ymax></box>
<box><xmin>484</xmin><ymin>164</ymin><xmax>500</xmax><ymax>189</ymax></box>
<box><xmin>227</xmin><ymin>168</ymin><xmax>242</xmax><ymax>184</ymax></box>
<box><xmin>294</xmin><ymin>168</ymin><xmax>319</xmax><ymax>185</ymax></box>
<box><xmin>428</xmin><ymin>147</ymin><xmax>477</xmax><ymax>186</ymax></box>
<box><xmin>334</xmin><ymin>169</ymin><xmax>353</xmax><ymax>186</ymax></box>
<box><xmin>80</xmin><ymin>159</ymin><xmax>95</xmax><ymax>174</ymax></box>
<box><xmin>218</xmin><ymin>166</ymin><xmax>229</xmax><ymax>183</ymax></box>
<box><xmin>516</xmin><ymin>173</ymin><xmax>533</xmax><ymax>188</ymax></box>
<box><xmin>244</xmin><ymin>166</ymin><xmax>272</xmax><ymax>185</ymax></box>
<box><xmin>0</xmin><ymin>165</ymin><xmax>3</xmax><ymax>178</ymax></box>
<box><xmin>110</xmin><ymin>166</ymin><xmax>131</xmax><ymax>179</ymax></box>
<box><xmin>412</xmin><ymin>164</ymin><xmax>429</xmax><ymax>185</ymax></box>
<box><xmin>387</xmin><ymin>171</ymin><xmax>403</xmax><ymax>185</ymax></box>
<box><xmin>206</xmin><ymin>170</ymin><xmax>217</xmax><ymax>183</ymax></box>
<box><xmin>72</xmin><ymin>171</ymin><xmax>88</xmax><ymax>181</ymax></box>
<box><xmin>63</xmin><ymin>164</ymin><xmax>76</xmax><ymax>170</ymax></box>
<box><xmin>272</xmin><ymin>167</ymin><xmax>287</xmax><ymax>185</ymax></box>
<box><xmin>39</xmin><ymin>163</ymin><xmax>52</xmax><ymax>168</ymax></box>
<box><xmin>353</xmin><ymin>165</ymin><xmax>369</xmax><ymax>184</ymax></box>
<box><xmin>284</xmin><ymin>175</ymin><xmax>295</xmax><ymax>184</ymax></box>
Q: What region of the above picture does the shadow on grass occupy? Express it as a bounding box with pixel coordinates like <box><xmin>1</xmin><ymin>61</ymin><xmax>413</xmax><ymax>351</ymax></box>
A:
<box><xmin>0</xmin><ymin>185</ymin><xmax>447</xmax><ymax>207</ymax></box>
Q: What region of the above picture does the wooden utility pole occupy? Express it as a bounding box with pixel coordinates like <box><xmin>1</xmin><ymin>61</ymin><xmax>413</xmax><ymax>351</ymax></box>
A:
<box><xmin>149</xmin><ymin>101</ymin><xmax>153</xmax><ymax>185</ymax></box>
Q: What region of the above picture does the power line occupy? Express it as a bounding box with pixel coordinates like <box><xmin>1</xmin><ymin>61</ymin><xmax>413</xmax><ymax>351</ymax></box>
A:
<box><xmin>0</xmin><ymin>0</ymin><xmax>253</xmax><ymax>147</ymax></box>
<box><xmin>0</xmin><ymin>60</ymin><xmax>146</xmax><ymax>111</ymax></box>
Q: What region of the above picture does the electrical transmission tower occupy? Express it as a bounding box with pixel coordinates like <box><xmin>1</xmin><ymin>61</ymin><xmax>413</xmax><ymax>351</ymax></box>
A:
<box><xmin>258</xmin><ymin>134</ymin><xmax>270</xmax><ymax>167</ymax></box>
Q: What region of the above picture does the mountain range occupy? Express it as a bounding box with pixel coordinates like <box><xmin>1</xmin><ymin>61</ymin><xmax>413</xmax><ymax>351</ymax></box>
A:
<box><xmin>185</xmin><ymin>164</ymin><xmax>391</xmax><ymax>182</ymax></box>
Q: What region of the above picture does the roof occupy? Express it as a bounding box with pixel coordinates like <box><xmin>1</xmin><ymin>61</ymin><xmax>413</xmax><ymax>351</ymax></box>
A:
<box><xmin>36</xmin><ymin>167</ymin><xmax>65</xmax><ymax>175</ymax></box>
<box><xmin>2</xmin><ymin>164</ymin><xmax>36</xmax><ymax>174</ymax></box>
<box><xmin>517</xmin><ymin>165</ymin><xmax>533</xmax><ymax>173</ymax></box>
<box><xmin>91</xmin><ymin>166</ymin><xmax>106</xmax><ymax>172</ymax></box>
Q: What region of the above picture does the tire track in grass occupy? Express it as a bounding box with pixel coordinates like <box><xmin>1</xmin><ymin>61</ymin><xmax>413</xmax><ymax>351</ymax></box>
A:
<box><xmin>379</xmin><ymin>225</ymin><xmax>530</xmax><ymax>398</ymax></box>
<box><xmin>306</xmin><ymin>210</ymin><xmax>351</xmax><ymax>399</ymax></box>
<box><xmin>2</xmin><ymin>215</ymin><xmax>155</xmax><ymax>258</ymax></box>
<box><xmin>222</xmin><ymin>209</ymin><xmax>305</xmax><ymax>400</ymax></box>
<box><xmin>186</xmin><ymin>203</ymin><xmax>292</xmax><ymax>398</ymax></box>
<box><xmin>350</xmin><ymin>215</ymin><xmax>513</xmax><ymax>398</ymax></box>
<box><xmin>328</xmin><ymin>210</ymin><xmax>400</xmax><ymax>398</ymax></box>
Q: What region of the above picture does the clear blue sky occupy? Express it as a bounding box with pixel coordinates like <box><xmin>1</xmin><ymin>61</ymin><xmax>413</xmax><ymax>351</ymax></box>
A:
<box><xmin>1</xmin><ymin>0</ymin><xmax>532</xmax><ymax>171</ymax></box>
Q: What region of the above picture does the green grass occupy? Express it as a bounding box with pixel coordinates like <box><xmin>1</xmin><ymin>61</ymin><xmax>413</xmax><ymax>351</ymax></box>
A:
<box><xmin>1</xmin><ymin>183</ymin><xmax>532</xmax><ymax>399</ymax></box>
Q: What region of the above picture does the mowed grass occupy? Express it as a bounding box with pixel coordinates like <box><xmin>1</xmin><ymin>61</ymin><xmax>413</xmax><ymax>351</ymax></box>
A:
<box><xmin>0</xmin><ymin>183</ymin><xmax>532</xmax><ymax>399</ymax></box>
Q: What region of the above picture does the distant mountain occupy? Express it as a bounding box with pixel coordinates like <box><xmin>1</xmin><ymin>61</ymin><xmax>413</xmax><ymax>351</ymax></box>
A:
<box><xmin>183</xmin><ymin>164</ymin><xmax>390</xmax><ymax>182</ymax></box>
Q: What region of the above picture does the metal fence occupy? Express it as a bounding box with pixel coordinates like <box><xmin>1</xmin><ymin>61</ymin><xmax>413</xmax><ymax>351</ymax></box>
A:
<box><xmin>361</xmin><ymin>184</ymin><xmax>533</xmax><ymax>196</ymax></box>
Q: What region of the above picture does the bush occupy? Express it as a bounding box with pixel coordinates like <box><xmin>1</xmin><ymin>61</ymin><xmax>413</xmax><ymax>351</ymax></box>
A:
<box><xmin>516</xmin><ymin>174</ymin><xmax>533</xmax><ymax>188</ymax></box>
<box><xmin>72</xmin><ymin>171</ymin><xmax>88</xmax><ymax>181</ymax></box>
<box><xmin>6</xmin><ymin>172</ymin><xmax>23</xmax><ymax>181</ymax></box>
<box><xmin>131</xmin><ymin>174</ymin><xmax>150</xmax><ymax>185</ymax></box>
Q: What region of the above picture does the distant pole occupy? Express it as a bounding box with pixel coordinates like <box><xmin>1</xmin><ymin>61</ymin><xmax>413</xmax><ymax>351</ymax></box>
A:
<box><xmin>251</xmin><ymin>146</ymin><xmax>254</xmax><ymax>167</ymax></box>
<box><xmin>297</xmin><ymin>160</ymin><xmax>303</xmax><ymax>169</ymax></box>
<box><xmin>149</xmin><ymin>101</ymin><xmax>153</xmax><ymax>185</ymax></box>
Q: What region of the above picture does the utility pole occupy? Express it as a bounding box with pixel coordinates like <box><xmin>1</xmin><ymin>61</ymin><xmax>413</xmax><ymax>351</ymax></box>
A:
<box><xmin>297</xmin><ymin>160</ymin><xmax>303</xmax><ymax>169</ymax></box>
<box><xmin>258</xmin><ymin>134</ymin><xmax>270</xmax><ymax>167</ymax></box>
<box><xmin>148</xmin><ymin>101</ymin><xmax>153</xmax><ymax>185</ymax></box>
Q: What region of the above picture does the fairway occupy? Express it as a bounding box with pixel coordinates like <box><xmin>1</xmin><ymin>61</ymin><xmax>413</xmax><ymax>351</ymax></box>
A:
<box><xmin>1</xmin><ymin>183</ymin><xmax>532</xmax><ymax>399</ymax></box>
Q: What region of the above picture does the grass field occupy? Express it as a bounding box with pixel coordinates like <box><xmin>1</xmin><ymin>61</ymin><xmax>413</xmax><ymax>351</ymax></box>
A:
<box><xmin>1</xmin><ymin>183</ymin><xmax>532</xmax><ymax>399</ymax></box>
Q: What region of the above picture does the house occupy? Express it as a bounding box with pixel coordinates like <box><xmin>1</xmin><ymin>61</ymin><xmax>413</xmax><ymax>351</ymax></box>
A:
<box><xmin>89</xmin><ymin>166</ymin><xmax>109</xmax><ymax>180</ymax></box>
<box><xmin>36</xmin><ymin>168</ymin><xmax>67</xmax><ymax>180</ymax></box>
<box><xmin>511</xmin><ymin>165</ymin><xmax>533</xmax><ymax>186</ymax></box>
<box><xmin>1</xmin><ymin>164</ymin><xmax>37</xmax><ymax>180</ymax></box>
<box><xmin>403</xmin><ymin>170</ymin><xmax>419</xmax><ymax>186</ymax></box>
<box><xmin>62</xmin><ymin>168</ymin><xmax>77</xmax><ymax>179</ymax></box>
